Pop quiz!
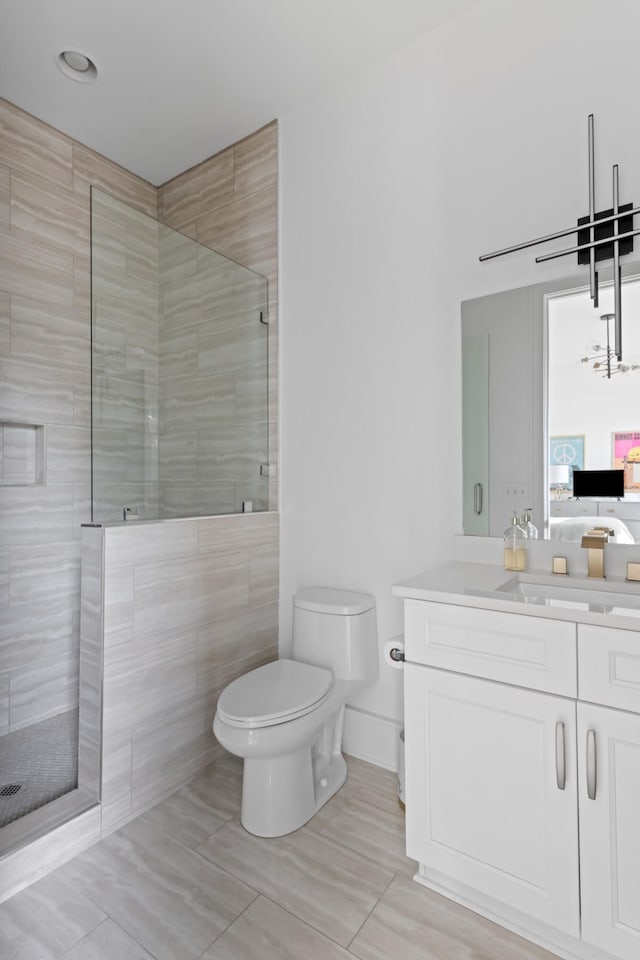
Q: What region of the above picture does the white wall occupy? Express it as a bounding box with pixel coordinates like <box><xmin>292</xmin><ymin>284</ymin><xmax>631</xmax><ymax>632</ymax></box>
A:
<box><xmin>279</xmin><ymin>0</ymin><xmax>640</xmax><ymax>767</ymax></box>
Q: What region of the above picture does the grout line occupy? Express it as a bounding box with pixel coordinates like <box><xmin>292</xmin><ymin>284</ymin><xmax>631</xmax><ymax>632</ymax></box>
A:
<box><xmin>194</xmin><ymin>889</ymin><xmax>260</xmax><ymax>960</ymax></box>
<box><xmin>257</xmin><ymin>892</ymin><xmax>356</xmax><ymax>954</ymax></box>
<box><xmin>346</xmin><ymin>869</ymin><xmax>397</xmax><ymax>953</ymax></box>
<box><xmin>56</xmin><ymin>915</ymin><xmax>111</xmax><ymax>960</ymax></box>
<box><xmin>108</xmin><ymin>916</ymin><xmax>163</xmax><ymax>960</ymax></box>
<box><xmin>62</xmin><ymin>916</ymin><xmax>163</xmax><ymax>960</ymax></box>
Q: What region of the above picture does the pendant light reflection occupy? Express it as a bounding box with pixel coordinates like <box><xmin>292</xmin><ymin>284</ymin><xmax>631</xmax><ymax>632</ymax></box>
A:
<box><xmin>580</xmin><ymin>313</ymin><xmax>640</xmax><ymax>378</ymax></box>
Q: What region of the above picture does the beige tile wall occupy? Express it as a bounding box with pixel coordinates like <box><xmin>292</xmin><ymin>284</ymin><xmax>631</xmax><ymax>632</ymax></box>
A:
<box><xmin>86</xmin><ymin>513</ymin><xmax>278</xmax><ymax>834</ymax></box>
<box><xmin>0</xmin><ymin>98</ymin><xmax>156</xmax><ymax>734</ymax></box>
<box><xmin>158</xmin><ymin>121</ymin><xmax>278</xmax><ymax>510</ymax></box>
<box><xmin>77</xmin><ymin>526</ymin><xmax>104</xmax><ymax>799</ymax></box>
<box><xmin>1</xmin><ymin>99</ymin><xmax>280</xmax><ymax>852</ymax></box>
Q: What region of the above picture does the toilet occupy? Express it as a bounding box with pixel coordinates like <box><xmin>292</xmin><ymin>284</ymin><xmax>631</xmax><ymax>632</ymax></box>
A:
<box><xmin>213</xmin><ymin>586</ymin><xmax>378</xmax><ymax>837</ymax></box>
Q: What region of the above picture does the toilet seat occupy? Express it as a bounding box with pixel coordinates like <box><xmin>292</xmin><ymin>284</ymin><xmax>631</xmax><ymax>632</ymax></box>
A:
<box><xmin>216</xmin><ymin>658</ymin><xmax>333</xmax><ymax>729</ymax></box>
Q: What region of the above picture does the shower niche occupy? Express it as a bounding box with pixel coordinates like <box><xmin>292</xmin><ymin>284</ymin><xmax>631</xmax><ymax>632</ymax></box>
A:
<box><xmin>0</xmin><ymin>420</ymin><xmax>45</xmax><ymax>486</ymax></box>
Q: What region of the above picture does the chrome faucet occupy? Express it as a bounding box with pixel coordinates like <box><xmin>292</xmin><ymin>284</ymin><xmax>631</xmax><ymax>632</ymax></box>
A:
<box><xmin>581</xmin><ymin>527</ymin><xmax>610</xmax><ymax>578</ymax></box>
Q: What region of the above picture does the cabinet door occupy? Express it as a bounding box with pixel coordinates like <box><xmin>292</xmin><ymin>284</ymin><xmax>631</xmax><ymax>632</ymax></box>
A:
<box><xmin>578</xmin><ymin>703</ymin><xmax>640</xmax><ymax>960</ymax></box>
<box><xmin>405</xmin><ymin>665</ymin><xmax>579</xmax><ymax>935</ymax></box>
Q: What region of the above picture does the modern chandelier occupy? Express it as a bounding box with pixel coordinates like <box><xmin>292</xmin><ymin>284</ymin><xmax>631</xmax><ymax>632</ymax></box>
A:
<box><xmin>480</xmin><ymin>115</ymin><xmax>638</xmax><ymax>363</ymax></box>
<box><xmin>580</xmin><ymin>313</ymin><xmax>640</xmax><ymax>378</ymax></box>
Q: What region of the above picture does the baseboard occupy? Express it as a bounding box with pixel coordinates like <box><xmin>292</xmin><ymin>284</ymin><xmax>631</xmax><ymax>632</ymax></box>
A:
<box><xmin>342</xmin><ymin>706</ymin><xmax>402</xmax><ymax>771</ymax></box>
<box><xmin>413</xmin><ymin>865</ymin><xmax>619</xmax><ymax>960</ymax></box>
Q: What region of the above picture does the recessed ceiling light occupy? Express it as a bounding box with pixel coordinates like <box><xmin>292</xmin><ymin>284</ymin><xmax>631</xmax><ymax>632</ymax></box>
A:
<box><xmin>57</xmin><ymin>50</ymin><xmax>98</xmax><ymax>83</ymax></box>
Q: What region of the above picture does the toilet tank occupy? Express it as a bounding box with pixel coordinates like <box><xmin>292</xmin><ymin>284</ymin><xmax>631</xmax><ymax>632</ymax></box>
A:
<box><xmin>292</xmin><ymin>587</ymin><xmax>378</xmax><ymax>684</ymax></box>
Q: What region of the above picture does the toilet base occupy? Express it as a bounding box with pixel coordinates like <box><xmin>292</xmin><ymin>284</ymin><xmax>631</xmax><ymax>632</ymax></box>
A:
<box><xmin>214</xmin><ymin>697</ymin><xmax>352</xmax><ymax>837</ymax></box>
<box><xmin>240</xmin><ymin>731</ymin><xmax>347</xmax><ymax>838</ymax></box>
<box><xmin>241</xmin><ymin>749</ymin><xmax>347</xmax><ymax>837</ymax></box>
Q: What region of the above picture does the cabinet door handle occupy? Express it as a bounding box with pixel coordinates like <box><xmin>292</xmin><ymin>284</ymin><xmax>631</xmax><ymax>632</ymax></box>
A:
<box><xmin>586</xmin><ymin>729</ymin><xmax>597</xmax><ymax>800</ymax></box>
<box><xmin>473</xmin><ymin>483</ymin><xmax>483</xmax><ymax>515</ymax></box>
<box><xmin>555</xmin><ymin>721</ymin><xmax>566</xmax><ymax>790</ymax></box>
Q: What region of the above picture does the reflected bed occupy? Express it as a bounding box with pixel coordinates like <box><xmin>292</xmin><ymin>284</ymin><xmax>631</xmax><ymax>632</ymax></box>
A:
<box><xmin>549</xmin><ymin>516</ymin><xmax>635</xmax><ymax>544</ymax></box>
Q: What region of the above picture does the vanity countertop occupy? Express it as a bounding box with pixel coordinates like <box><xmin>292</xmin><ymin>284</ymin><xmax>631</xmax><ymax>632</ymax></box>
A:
<box><xmin>393</xmin><ymin>561</ymin><xmax>640</xmax><ymax>631</ymax></box>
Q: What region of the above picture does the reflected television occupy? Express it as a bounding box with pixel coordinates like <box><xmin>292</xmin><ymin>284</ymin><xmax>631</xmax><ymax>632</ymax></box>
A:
<box><xmin>572</xmin><ymin>469</ymin><xmax>625</xmax><ymax>499</ymax></box>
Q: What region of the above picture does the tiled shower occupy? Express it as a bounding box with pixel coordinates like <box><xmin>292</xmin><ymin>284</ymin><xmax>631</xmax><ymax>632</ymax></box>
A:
<box><xmin>0</xmin><ymin>97</ymin><xmax>279</xmax><ymax>895</ymax></box>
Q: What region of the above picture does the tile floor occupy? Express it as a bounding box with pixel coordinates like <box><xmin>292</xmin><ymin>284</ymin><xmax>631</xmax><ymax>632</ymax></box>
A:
<box><xmin>0</xmin><ymin>753</ymin><xmax>559</xmax><ymax>959</ymax></box>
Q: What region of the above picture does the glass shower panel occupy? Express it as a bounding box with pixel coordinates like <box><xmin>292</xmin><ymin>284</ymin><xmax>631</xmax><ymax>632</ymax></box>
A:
<box><xmin>91</xmin><ymin>189</ymin><xmax>269</xmax><ymax>522</ymax></box>
<box><xmin>91</xmin><ymin>190</ymin><xmax>159</xmax><ymax>522</ymax></box>
<box><xmin>157</xmin><ymin>224</ymin><xmax>269</xmax><ymax>518</ymax></box>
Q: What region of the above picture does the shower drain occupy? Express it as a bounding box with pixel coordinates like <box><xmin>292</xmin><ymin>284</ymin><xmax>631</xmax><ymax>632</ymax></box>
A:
<box><xmin>0</xmin><ymin>784</ymin><xmax>23</xmax><ymax>797</ymax></box>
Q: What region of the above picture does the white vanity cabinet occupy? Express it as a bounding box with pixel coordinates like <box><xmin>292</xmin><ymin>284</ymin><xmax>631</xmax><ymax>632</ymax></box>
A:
<box><xmin>403</xmin><ymin>599</ymin><xmax>576</xmax><ymax>695</ymax></box>
<box><xmin>577</xmin><ymin>702</ymin><xmax>640</xmax><ymax>960</ymax></box>
<box><xmin>404</xmin><ymin>665</ymin><xmax>580</xmax><ymax>935</ymax></box>
<box><xmin>401</xmin><ymin>594</ymin><xmax>640</xmax><ymax>960</ymax></box>
<box><xmin>577</xmin><ymin>624</ymin><xmax>640</xmax><ymax>960</ymax></box>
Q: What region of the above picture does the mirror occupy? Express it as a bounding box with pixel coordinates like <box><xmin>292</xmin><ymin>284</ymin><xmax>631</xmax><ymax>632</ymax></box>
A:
<box><xmin>462</xmin><ymin>262</ymin><xmax>640</xmax><ymax>543</ymax></box>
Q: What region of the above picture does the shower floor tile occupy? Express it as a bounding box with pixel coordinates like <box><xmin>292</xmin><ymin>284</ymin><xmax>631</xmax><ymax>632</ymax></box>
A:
<box><xmin>0</xmin><ymin>709</ymin><xmax>78</xmax><ymax>827</ymax></box>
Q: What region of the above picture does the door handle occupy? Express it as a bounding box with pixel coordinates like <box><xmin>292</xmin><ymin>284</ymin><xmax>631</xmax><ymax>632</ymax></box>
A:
<box><xmin>555</xmin><ymin>721</ymin><xmax>566</xmax><ymax>790</ymax></box>
<box><xmin>473</xmin><ymin>483</ymin><xmax>483</xmax><ymax>515</ymax></box>
<box><xmin>586</xmin><ymin>729</ymin><xmax>597</xmax><ymax>800</ymax></box>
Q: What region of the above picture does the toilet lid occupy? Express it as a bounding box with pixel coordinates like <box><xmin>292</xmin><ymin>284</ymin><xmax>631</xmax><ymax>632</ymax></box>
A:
<box><xmin>217</xmin><ymin>659</ymin><xmax>333</xmax><ymax>728</ymax></box>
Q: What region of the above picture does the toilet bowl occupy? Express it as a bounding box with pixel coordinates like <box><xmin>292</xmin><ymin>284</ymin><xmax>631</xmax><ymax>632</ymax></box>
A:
<box><xmin>213</xmin><ymin>586</ymin><xmax>377</xmax><ymax>837</ymax></box>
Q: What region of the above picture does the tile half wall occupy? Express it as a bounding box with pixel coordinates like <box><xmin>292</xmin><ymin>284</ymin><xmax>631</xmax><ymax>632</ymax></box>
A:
<box><xmin>81</xmin><ymin>511</ymin><xmax>279</xmax><ymax>835</ymax></box>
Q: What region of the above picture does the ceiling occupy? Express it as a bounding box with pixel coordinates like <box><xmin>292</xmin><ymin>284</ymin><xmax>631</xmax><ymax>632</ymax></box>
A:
<box><xmin>0</xmin><ymin>0</ymin><xmax>483</xmax><ymax>185</ymax></box>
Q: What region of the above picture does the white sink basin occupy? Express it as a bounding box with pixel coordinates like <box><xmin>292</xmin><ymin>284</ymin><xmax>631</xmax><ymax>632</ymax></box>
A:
<box><xmin>496</xmin><ymin>574</ymin><xmax>640</xmax><ymax>616</ymax></box>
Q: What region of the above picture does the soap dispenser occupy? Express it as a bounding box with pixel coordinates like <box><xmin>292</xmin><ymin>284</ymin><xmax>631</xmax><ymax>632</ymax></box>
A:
<box><xmin>504</xmin><ymin>513</ymin><xmax>528</xmax><ymax>571</ymax></box>
<box><xmin>521</xmin><ymin>508</ymin><xmax>538</xmax><ymax>540</ymax></box>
